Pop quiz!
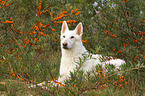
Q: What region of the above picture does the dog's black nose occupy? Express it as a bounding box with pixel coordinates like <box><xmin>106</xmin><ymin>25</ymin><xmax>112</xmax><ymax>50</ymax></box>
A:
<box><xmin>63</xmin><ymin>42</ymin><xmax>68</xmax><ymax>49</ymax></box>
<box><xmin>63</xmin><ymin>42</ymin><xmax>67</xmax><ymax>46</ymax></box>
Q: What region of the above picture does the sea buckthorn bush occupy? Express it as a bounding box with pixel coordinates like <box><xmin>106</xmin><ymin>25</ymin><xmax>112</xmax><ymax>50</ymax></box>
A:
<box><xmin>0</xmin><ymin>0</ymin><xmax>145</xmax><ymax>95</ymax></box>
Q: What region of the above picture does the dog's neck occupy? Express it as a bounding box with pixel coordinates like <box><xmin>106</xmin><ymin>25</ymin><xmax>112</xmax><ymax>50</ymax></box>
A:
<box><xmin>61</xmin><ymin>41</ymin><xmax>87</xmax><ymax>58</ymax></box>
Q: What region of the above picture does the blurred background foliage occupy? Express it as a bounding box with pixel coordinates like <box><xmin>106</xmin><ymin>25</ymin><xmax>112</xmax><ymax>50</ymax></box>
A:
<box><xmin>0</xmin><ymin>0</ymin><xmax>145</xmax><ymax>95</ymax></box>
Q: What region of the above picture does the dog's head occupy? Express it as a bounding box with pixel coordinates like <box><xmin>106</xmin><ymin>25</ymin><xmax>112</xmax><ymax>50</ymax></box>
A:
<box><xmin>61</xmin><ymin>21</ymin><xmax>83</xmax><ymax>49</ymax></box>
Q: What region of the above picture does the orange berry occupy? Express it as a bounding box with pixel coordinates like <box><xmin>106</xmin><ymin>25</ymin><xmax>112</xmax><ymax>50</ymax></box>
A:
<box><xmin>52</xmin><ymin>29</ymin><xmax>55</xmax><ymax>32</ymax></box>
<box><xmin>71</xmin><ymin>10</ymin><xmax>74</xmax><ymax>13</ymax></box>
<box><xmin>125</xmin><ymin>82</ymin><xmax>128</xmax><ymax>85</ymax></box>
<box><xmin>34</xmin><ymin>38</ymin><xmax>39</xmax><ymax>42</ymax></box>
<box><xmin>75</xmin><ymin>11</ymin><xmax>80</xmax><ymax>15</ymax></box>
<box><xmin>117</xmin><ymin>50</ymin><xmax>122</xmax><ymax>54</ymax></box>
<box><xmin>82</xmin><ymin>40</ymin><xmax>89</xmax><ymax>44</ymax></box>
<box><xmin>7</xmin><ymin>50</ymin><xmax>11</xmax><ymax>54</ymax></box>
<box><xmin>12</xmin><ymin>73</ymin><xmax>16</xmax><ymax>76</ymax></box>
<box><xmin>29</xmin><ymin>33</ymin><xmax>33</xmax><ymax>35</ymax></box>
<box><xmin>17</xmin><ymin>75</ymin><xmax>19</xmax><ymax>78</ymax></box>
<box><xmin>75</xmin><ymin>8</ymin><xmax>79</xmax><ymax>11</ymax></box>
<box><xmin>112</xmin><ymin>34</ymin><xmax>117</xmax><ymax>37</ymax></box>
<box><xmin>63</xmin><ymin>11</ymin><xmax>67</xmax><ymax>14</ymax></box>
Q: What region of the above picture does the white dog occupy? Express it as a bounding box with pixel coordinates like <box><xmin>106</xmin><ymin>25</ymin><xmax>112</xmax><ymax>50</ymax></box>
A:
<box><xmin>58</xmin><ymin>21</ymin><xmax>125</xmax><ymax>82</ymax></box>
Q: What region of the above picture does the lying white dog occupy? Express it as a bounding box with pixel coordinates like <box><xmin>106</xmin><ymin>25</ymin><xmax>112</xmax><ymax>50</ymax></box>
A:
<box><xmin>58</xmin><ymin>21</ymin><xmax>125</xmax><ymax>82</ymax></box>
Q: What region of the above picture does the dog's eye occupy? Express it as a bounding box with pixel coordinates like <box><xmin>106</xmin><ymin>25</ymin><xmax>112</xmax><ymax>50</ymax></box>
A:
<box><xmin>71</xmin><ymin>36</ymin><xmax>74</xmax><ymax>39</ymax></box>
<box><xmin>63</xmin><ymin>35</ymin><xmax>65</xmax><ymax>38</ymax></box>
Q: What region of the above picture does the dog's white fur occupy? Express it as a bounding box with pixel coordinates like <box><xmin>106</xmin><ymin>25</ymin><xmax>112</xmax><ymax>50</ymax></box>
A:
<box><xmin>58</xmin><ymin>21</ymin><xmax>125</xmax><ymax>82</ymax></box>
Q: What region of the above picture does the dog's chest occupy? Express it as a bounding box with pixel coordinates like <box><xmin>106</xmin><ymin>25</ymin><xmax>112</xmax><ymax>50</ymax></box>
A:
<box><xmin>60</xmin><ymin>57</ymin><xmax>78</xmax><ymax>73</ymax></box>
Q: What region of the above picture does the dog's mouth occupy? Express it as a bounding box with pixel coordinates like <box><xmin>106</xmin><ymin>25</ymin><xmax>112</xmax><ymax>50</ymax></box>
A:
<box><xmin>63</xmin><ymin>46</ymin><xmax>69</xmax><ymax>49</ymax></box>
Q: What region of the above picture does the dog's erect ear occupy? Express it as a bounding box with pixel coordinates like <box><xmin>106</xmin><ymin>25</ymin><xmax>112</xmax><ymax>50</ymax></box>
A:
<box><xmin>61</xmin><ymin>21</ymin><xmax>69</xmax><ymax>34</ymax></box>
<box><xmin>75</xmin><ymin>22</ymin><xmax>83</xmax><ymax>36</ymax></box>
